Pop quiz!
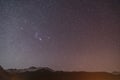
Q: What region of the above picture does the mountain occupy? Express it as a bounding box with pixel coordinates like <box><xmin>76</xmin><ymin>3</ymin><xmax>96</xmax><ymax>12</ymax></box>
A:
<box><xmin>0</xmin><ymin>65</ymin><xmax>120</xmax><ymax>80</ymax></box>
<box><xmin>7</xmin><ymin>66</ymin><xmax>54</xmax><ymax>73</ymax></box>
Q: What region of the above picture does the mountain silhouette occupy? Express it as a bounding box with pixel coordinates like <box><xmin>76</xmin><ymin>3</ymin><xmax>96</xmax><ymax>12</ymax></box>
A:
<box><xmin>7</xmin><ymin>66</ymin><xmax>54</xmax><ymax>73</ymax></box>
<box><xmin>0</xmin><ymin>65</ymin><xmax>120</xmax><ymax>80</ymax></box>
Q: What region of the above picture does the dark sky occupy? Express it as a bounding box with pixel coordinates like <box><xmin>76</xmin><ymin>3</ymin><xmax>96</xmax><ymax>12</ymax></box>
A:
<box><xmin>0</xmin><ymin>0</ymin><xmax>120</xmax><ymax>72</ymax></box>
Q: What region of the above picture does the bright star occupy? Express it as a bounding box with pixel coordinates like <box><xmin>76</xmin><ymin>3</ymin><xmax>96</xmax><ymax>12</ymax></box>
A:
<box><xmin>38</xmin><ymin>37</ymin><xmax>42</xmax><ymax>41</ymax></box>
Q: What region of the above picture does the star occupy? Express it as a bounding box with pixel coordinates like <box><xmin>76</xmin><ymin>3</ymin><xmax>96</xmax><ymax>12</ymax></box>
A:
<box><xmin>38</xmin><ymin>37</ymin><xmax>42</xmax><ymax>41</ymax></box>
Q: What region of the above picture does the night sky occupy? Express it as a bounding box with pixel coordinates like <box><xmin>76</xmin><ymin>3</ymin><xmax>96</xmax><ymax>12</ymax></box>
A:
<box><xmin>0</xmin><ymin>0</ymin><xmax>120</xmax><ymax>72</ymax></box>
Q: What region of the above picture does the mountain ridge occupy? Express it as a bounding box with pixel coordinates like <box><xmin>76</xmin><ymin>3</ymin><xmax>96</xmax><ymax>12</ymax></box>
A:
<box><xmin>0</xmin><ymin>65</ymin><xmax>120</xmax><ymax>80</ymax></box>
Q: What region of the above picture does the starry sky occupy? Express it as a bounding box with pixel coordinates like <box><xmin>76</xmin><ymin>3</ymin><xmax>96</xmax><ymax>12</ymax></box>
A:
<box><xmin>0</xmin><ymin>0</ymin><xmax>120</xmax><ymax>72</ymax></box>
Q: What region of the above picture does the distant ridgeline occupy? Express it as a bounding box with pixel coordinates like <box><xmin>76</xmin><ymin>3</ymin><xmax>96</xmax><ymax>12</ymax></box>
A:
<box><xmin>0</xmin><ymin>65</ymin><xmax>120</xmax><ymax>80</ymax></box>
